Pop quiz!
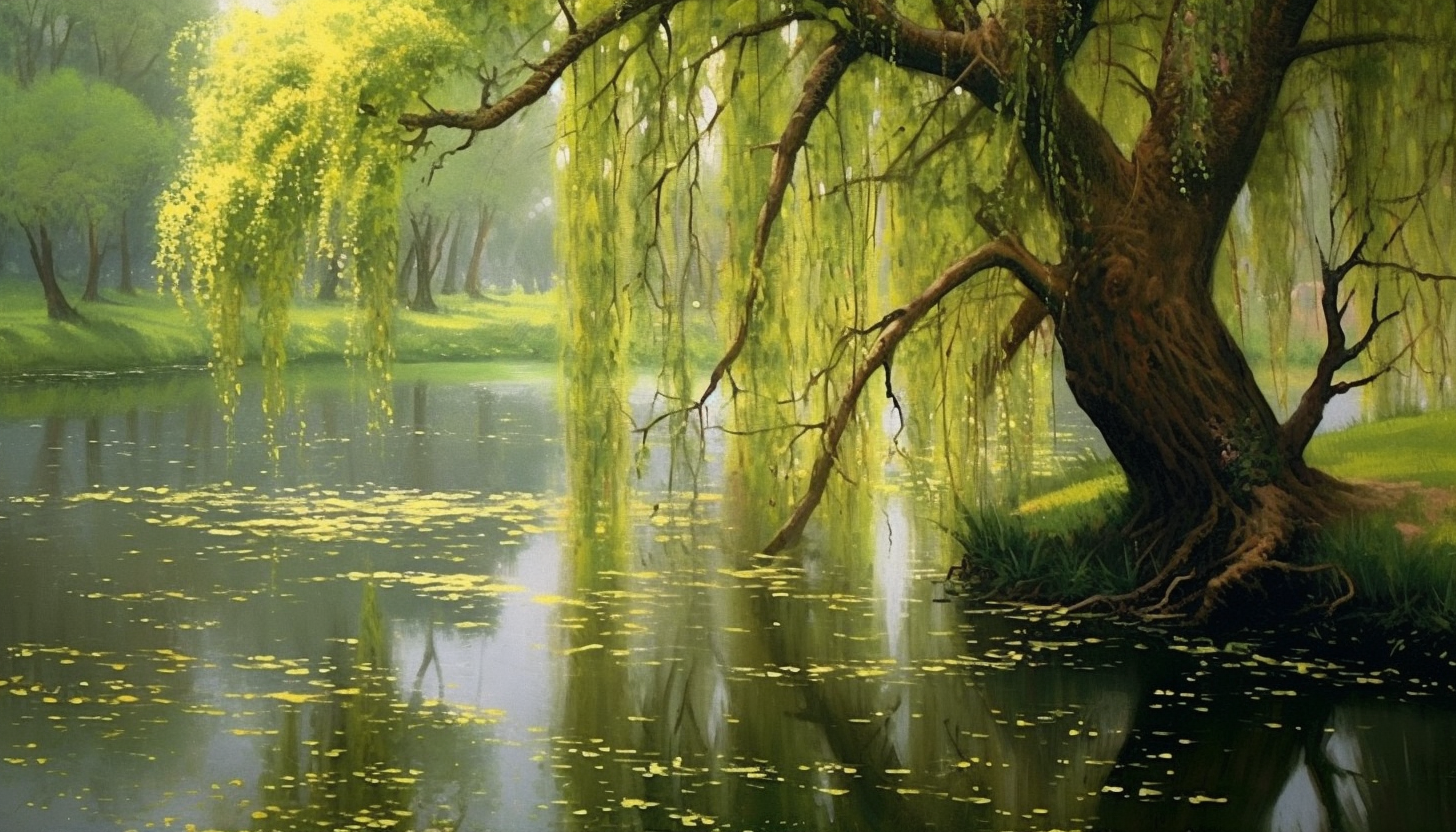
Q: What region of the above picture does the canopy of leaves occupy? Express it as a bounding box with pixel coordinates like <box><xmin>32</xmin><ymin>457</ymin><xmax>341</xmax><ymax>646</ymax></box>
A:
<box><xmin>156</xmin><ymin>0</ymin><xmax>467</xmax><ymax>422</ymax></box>
<box><xmin>165</xmin><ymin>0</ymin><xmax>1456</xmax><ymax>527</ymax></box>
<box><xmin>0</xmin><ymin>69</ymin><xmax>169</xmax><ymax>228</ymax></box>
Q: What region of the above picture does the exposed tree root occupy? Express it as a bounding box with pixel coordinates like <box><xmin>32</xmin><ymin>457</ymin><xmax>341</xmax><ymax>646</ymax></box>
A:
<box><xmin>1065</xmin><ymin>477</ymin><xmax>1377</xmax><ymax>625</ymax></box>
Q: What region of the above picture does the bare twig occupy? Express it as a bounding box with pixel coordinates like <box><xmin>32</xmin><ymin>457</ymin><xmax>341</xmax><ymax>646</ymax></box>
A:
<box><xmin>1291</xmin><ymin>32</ymin><xmax>1422</xmax><ymax>62</ymax></box>
<box><xmin>1281</xmin><ymin>233</ymin><xmax>1404</xmax><ymax>457</ymax></box>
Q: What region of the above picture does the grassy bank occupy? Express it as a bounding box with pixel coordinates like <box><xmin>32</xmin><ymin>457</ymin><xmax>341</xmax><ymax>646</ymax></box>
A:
<box><xmin>0</xmin><ymin>281</ymin><xmax>559</xmax><ymax>374</ymax></box>
<box><xmin>956</xmin><ymin>410</ymin><xmax>1456</xmax><ymax>631</ymax></box>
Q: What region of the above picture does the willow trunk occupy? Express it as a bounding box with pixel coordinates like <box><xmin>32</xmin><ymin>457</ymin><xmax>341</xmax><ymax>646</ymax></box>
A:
<box><xmin>1055</xmin><ymin>192</ymin><xmax>1340</xmax><ymax>615</ymax></box>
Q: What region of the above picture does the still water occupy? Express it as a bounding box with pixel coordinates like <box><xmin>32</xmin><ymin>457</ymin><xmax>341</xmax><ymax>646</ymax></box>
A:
<box><xmin>0</xmin><ymin>364</ymin><xmax>1452</xmax><ymax>832</ymax></box>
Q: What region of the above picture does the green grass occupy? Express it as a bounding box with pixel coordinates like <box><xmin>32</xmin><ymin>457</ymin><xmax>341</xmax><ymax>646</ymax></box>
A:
<box><xmin>958</xmin><ymin>410</ymin><xmax>1456</xmax><ymax>631</ymax></box>
<box><xmin>0</xmin><ymin>280</ymin><xmax>560</xmax><ymax>374</ymax></box>
<box><xmin>1311</xmin><ymin>515</ymin><xmax>1456</xmax><ymax>632</ymax></box>
<box><xmin>1305</xmin><ymin>409</ymin><xmax>1456</xmax><ymax>489</ymax></box>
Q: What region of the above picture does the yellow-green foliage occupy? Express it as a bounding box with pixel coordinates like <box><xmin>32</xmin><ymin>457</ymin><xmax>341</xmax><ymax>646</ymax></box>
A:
<box><xmin>160</xmin><ymin>0</ymin><xmax>1456</xmax><ymax>527</ymax></box>
<box><xmin>157</xmin><ymin>0</ymin><xmax>466</xmax><ymax>424</ymax></box>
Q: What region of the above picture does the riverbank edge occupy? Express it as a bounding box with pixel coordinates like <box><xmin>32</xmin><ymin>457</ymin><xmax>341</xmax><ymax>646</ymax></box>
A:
<box><xmin>0</xmin><ymin>284</ymin><xmax>561</xmax><ymax>375</ymax></box>
<box><xmin>954</xmin><ymin>409</ymin><xmax>1456</xmax><ymax>635</ymax></box>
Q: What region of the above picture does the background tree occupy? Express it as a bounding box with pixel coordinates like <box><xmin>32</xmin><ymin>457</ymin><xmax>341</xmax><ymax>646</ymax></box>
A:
<box><xmin>394</xmin><ymin>73</ymin><xmax>556</xmax><ymax>307</ymax></box>
<box><xmin>0</xmin><ymin>0</ymin><xmax>206</xmax><ymax>302</ymax></box>
<box><xmin>162</xmin><ymin>0</ymin><xmax>1456</xmax><ymax>620</ymax></box>
<box><xmin>0</xmin><ymin>70</ymin><xmax>168</xmax><ymax>319</ymax></box>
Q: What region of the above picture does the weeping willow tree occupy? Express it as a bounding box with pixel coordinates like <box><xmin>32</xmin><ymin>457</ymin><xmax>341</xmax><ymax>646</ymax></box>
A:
<box><xmin>163</xmin><ymin>0</ymin><xmax>1456</xmax><ymax>621</ymax></box>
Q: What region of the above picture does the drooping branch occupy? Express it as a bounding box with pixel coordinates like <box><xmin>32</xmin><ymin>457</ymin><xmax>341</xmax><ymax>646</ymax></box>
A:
<box><xmin>1281</xmin><ymin>235</ymin><xmax>1401</xmax><ymax>457</ymax></box>
<box><xmin>693</xmin><ymin>36</ymin><xmax>863</xmax><ymax>410</ymax></box>
<box><xmin>762</xmin><ymin>237</ymin><xmax>1056</xmax><ymax>554</ymax></box>
<box><xmin>834</xmin><ymin>0</ymin><xmax>1128</xmax><ymax>211</ymax></box>
<box><xmin>397</xmin><ymin>0</ymin><xmax>677</xmax><ymax>135</ymax></box>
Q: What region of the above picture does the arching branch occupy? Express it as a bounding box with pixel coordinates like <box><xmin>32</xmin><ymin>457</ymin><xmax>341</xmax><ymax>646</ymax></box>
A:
<box><xmin>977</xmin><ymin>293</ymin><xmax>1050</xmax><ymax>397</ymax></box>
<box><xmin>398</xmin><ymin>0</ymin><xmax>678</xmax><ymax>135</ymax></box>
<box><xmin>693</xmin><ymin>36</ymin><xmax>863</xmax><ymax>410</ymax></box>
<box><xmin>762</xmin><ymin>237</ymin><xmax>1056</xmax><ymax>554</ymax></box>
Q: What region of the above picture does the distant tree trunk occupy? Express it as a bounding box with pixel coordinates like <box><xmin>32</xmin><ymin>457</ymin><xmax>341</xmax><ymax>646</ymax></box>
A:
<box><xmin>117</xmin><ymin>209</ymin><xmax>136</xmax><ymax>295</ymax></box>
<box><xmin>397</xmin><ymin>237</ymin><xmax>417</xmax><ymax>303</ymax></box>
<box><xmin>463</xmin><ymin>206</ymin><xmax>494</xmax><ymax>298</ymax></box>
<box><xmin>408</xmin><ymin>212</ymin><xmax>440</xmax><ymax>313</ymax></box>
<box><xmin>439</xmin><ymin>221</ymin><xmax>463</xmax><ymax>296</ymax></box>
<box><xmin>82</xmin><ymin>218</ymin><xmax>106</xmax><ymax>302</ymax></box>
<box><xmin>317</xmin><ymin>251</ymin><xmax>343</xmax><ymax>301</ymax></box>
<box><xmin>21</xmin><ymin>222</ymin><xmax>82</xmax><ymax>322</ymax></box>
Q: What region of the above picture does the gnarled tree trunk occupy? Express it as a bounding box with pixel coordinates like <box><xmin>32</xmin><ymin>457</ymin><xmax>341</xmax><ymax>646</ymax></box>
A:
<box><xmin>1058</xmin><ymin>176</ymin><xmax>1359</xmax><ymax>620</ymax></box>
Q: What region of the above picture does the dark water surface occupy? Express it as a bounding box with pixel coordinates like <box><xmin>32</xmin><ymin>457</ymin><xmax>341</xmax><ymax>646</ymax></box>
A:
<box><xmin>1</xmin><ymin>365</ymin><xmax>1452</xmax><ymax>832</ymax></box>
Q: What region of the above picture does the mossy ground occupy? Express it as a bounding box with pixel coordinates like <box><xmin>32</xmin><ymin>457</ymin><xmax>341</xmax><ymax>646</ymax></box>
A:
<box><xmin>957</xmin><ymin>410</ymin><xmax>1456</xmax><ymax>632</ymax></box>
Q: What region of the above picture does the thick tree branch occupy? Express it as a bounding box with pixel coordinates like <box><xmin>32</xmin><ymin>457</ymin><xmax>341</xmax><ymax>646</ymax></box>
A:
<box><xmin>1143</xmin><ymin>0</ymin><xmax>1320</xmax><ymax>206</ymax></box>
<box><xmin>762</xmin><ymin>237</ymin><xmax>1055</xmax><ymax>554</ymax></box>
<box><xmin>1291</xmin><ymin>32</ymin><xmax>1422</xmax><ymax>62</ymax></box>
<box><xmin>398</xmin><ymin>0</ymin><xmax>677</xmax><ymax>135</ymax></box>
<box><xmin>834</xmin><ymin>0</ymin><xmax>1128</xmax><ymax>209</ymax></box>
<box><xmin>929</xmin><ymin>0</ymin><xmax>980</xmax><ymax>32</ymax></box>
<box><xmin>977</xmin><ymin>293</ymin><xmax>1050</xmax><ymax>397</ymax></box>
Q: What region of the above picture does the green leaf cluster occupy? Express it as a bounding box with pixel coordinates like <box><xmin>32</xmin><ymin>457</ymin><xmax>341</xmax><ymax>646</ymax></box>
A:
<box><xmin>0</xmin><ymin>70</ymin><xmax>169</xmax><ymax>228</ymax></box>
<box><xmin>157</xmin><ymin>0</ymin><xmax>468</xmax><ymax>424</ymax></box>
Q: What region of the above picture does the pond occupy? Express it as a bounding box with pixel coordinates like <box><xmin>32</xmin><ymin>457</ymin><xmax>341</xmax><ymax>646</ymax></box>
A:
<box><xmin>1</xmin><ymin>364</ymin><xmax>1452</xmax><ymax>832</ymax></box>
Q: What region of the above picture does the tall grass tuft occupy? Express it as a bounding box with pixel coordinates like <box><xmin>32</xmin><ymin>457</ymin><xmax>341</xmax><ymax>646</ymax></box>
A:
<box><xmin>1306</xmin><ymin>516</ymin><xmax>1456</xmax><ymax>632</ymax></box>
<box><xmin>952</xmin><ymin>457</ymin><xmax>1141</xmax><ymax>601</ymax></box>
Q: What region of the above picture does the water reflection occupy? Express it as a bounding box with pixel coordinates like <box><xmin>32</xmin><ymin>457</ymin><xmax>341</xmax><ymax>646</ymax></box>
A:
<box><xmin>0</xmin><ymin>365</ymin><xmax>1451</xmax><ymax>831</ymax></box>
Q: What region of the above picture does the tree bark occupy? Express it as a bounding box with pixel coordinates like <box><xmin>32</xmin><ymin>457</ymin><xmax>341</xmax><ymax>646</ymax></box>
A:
<box><xmin>118</xmin><ymin>209</ymin><xmax>136</xmax><ymax>295</ymax></box>
<box><xmin>464</xmin><ymin>205</ymin><xmax>494</xmax><ymax>298</ymax></box>
<box><xmin>408</xmin><ymin>212</ymin><xmax>440</xmax><ymax>313</ymax></box>
<box><xmin>82</xmin><ymin>218</ymin><xmax>105</xmax><ymax>302</ymax></box>
<box><xmin>397</xmin><ymin>236</ymin><xmax>417</xmax><ymax>303</ymax></box>
<box><xmin>439</xmin><ymin>220</ymin><xmax>462</xmax><ymax>295</ymax></box>
<box><xmin>21</xmin><ymin>222</ymin><xmax>82</xmax><ymax>322</ymax></box>
<box><xmin>1056</xmin><ymin>184</ymin><xmax>1354</xmax><ymax>620</ymax></box>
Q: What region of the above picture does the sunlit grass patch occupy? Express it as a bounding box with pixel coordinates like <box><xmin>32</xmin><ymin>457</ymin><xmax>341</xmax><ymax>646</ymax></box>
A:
<box><xmin>0</xmin><ymin>280</ymin><xmax>564</xmax><ymax>373</ymax></box>
<box><xmin>0</xmin><ymin>281</ymin><xmax>211</xmax><ymax>373</ymax></box>
<box><xmin>1306</xmin><ymin>410</ymin><xmax>1456</xmax><ymax>488</ymax></box>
